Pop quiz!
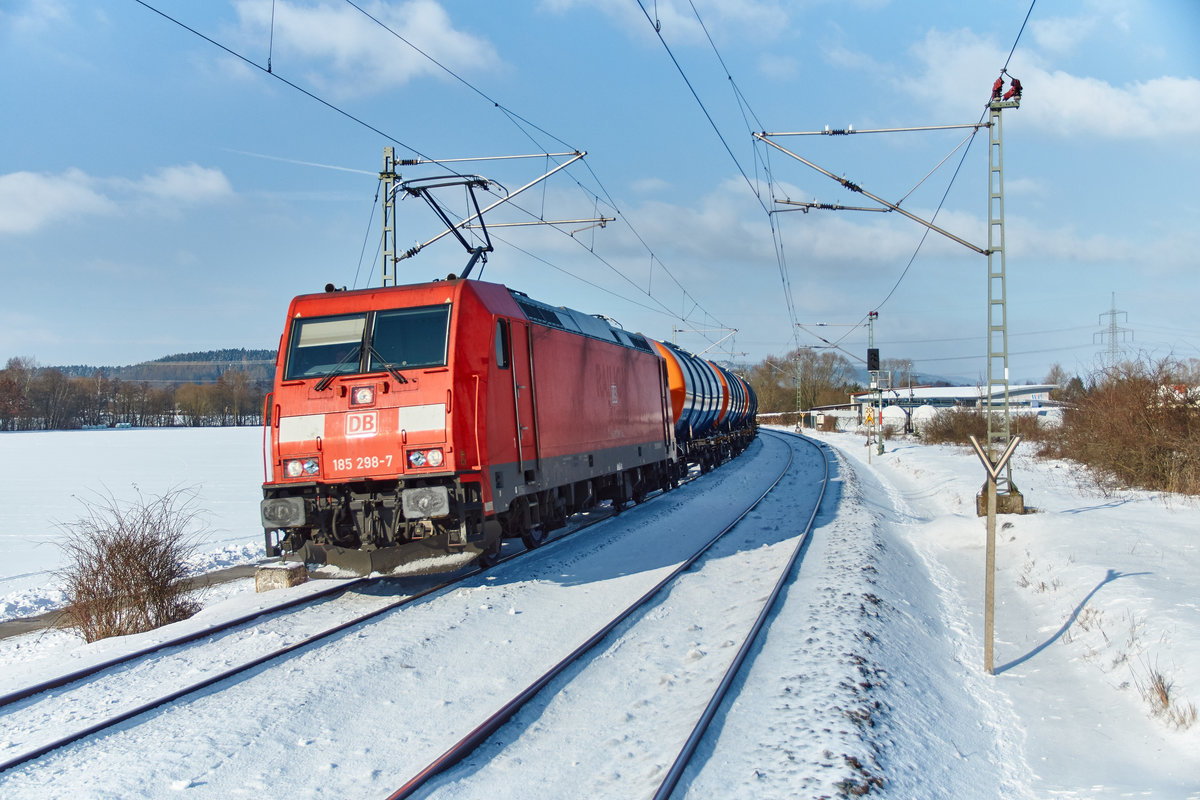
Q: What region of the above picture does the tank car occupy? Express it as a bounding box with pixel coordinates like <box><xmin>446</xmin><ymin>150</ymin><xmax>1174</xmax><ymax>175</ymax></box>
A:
<box><xmin>259</xmin><ymin>278</ymin><xmax>681</xmax><ymax>573</ymax></box>
<box><xmin>652</xmin><ymin>340</ymin><xmax>758</xmax><ymax>471</ymax></box>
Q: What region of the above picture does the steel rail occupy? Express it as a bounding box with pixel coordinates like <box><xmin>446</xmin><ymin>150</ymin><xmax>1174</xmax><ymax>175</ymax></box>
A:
<box><xmin>0</xmin><ymin>575</ymin><xmax>371</xmax><ymax>710</ymax></box>
<box><xmin>0</xmin><ymin>569</ymin><xmax>471</xmax><ymax>775</ymax></box>
<box><xmin>652</xmin><ymin>430</ymin><xmax>831</xmax><ymax>799</ymax></box>
<box><xmin>0</xmin><ymin>491</ymin><xmax>648</xmax><ymax>772</ymax></box>
<box><xmin>1</xmin><ymin>474</ymin><xmax>666</xmax><ymax>712</ymax></box>
<box><xmin>384</xmin><ymin>435</ymin><xmax>787</xmax><ymax>800</ymax></box>
<box><xmin>0</xmin><ymin>443</ymin><xmax>748</xmax><ymax>777</ymax></box>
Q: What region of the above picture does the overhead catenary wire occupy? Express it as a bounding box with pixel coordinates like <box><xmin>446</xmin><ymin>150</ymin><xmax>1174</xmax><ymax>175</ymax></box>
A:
<box><xmin>866</xmin><ymin>0</ymin><xmax>1037</xmax><ymax>328</ymax></box>
<box><xmin>266</xmin><ymin>0</ymin><xmax>276</xmax><ymax>73</ymax></box>
<box><xmin>473</xmin><ymin>188</ymin><xmax>705</xmax><ymax>322</ymax></box>
<box><xmin>341</xmin><ymin>0</ymin><xmax>578</xmax><ymax>155</ymax></box>
<box><xmin>352</xmin><ymin>184</ymin><xmax>382</xmax><ymax>290</ymax></box>
<box><xmin>635</xmin><ymin>0</ymin><xmax>801</xmax><ymax>353</ymax></box>
<box><xmin>685</xmin><ymin>0</ymin><xmax>801</xmax><ymax>348</ymax></box>
<box><xmin>133</xmin><ymin>0</ymin><xmax>737</xmax><ymax>357</ymax></box>
<box><xmin>633</xmin><ymin>0</ymin><xmax>770</xmax><ymax>217</ymax></box>
<box><xmin>786</xmin><ymin>0</ymin><xmax>1039</xmax><ymax>358</ymax></box>
<box><xmin>489</xmin><ymin>232</ymin><xmax>702</xmax><ymax>324</ymax></box>
<box><xmin>132</xmin><ymin>0</ymin><xmax>442</xmax><ymax>168</ymax></box>
<box><xmin>342</xmin><ymin>0</ymin><xmax>737</xmax><ymax>354</ymax></box>
<box><xmin>687</xmin><ymin>0</ymin><xmax>770</xmax><ymax>192</ymax></box>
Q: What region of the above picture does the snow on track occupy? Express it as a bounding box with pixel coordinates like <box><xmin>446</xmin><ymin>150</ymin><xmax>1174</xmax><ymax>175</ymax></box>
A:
<box><xmin>415</xmin><ymin>432</ymin><xmax>824</xmax><ymax>798</ymax></box>
<box><xmin>0</xmin><ymin>438</ymin><xmax>790</xmax><ymax>798</ymax></box>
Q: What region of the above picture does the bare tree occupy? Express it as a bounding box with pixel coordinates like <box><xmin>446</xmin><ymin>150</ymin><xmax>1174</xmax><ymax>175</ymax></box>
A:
<box><xmin>747</xmin><ymin>349</ymin><xmax>857</xmax><ymax>413</ymax></box>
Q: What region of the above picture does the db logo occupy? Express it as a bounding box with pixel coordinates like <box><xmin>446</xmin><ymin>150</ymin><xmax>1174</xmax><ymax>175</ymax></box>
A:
<box><xmin>346</xmin><ymin>411</ymin><xmax>378</xmax><ymax>438</ymax></box>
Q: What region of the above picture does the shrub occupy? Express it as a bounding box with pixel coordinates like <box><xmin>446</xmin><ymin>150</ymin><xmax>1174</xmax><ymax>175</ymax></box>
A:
<box><xmin>55</xmin><ymin>488</ymin><xmax>205</xmax><ymax>643</ymax></box>
<box><xmin>918</xmin><ymin>408</ymin><xmax>987</xmax><ymax>445</ymax></box>
<box><xmin>1041</xmin><ymin>358</ymin><xmax>1200</xmax><ymax>495</ymax></box>
<box><xmin>918</xmin><ymin>407</ymin><xmax>1043</xmax><ymax>447</ymax></box>
<box><xmin>1133</xmin><ymin>656</ymin><xmax>1198</xmax><ymax>730</ymax></box>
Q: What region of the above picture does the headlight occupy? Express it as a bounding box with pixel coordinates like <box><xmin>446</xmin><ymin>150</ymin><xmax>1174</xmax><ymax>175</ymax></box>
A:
<box><xmin>407</xmin><ymin>449</ymin><xmax>444</xmax><ymax>469</ymax></box>
<box><xmin>284</xmin><ymin>457</ymin><xmax>320</xmax><ymax>478</ymax></box>
<box><xmin>351</xmin><ymin>385</ymin><xmax>375</xmax><ymax>406</ymax></box>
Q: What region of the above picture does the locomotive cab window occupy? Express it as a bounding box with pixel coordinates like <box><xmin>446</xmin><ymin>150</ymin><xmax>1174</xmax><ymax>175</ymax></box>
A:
<box><xmin>370</xmin><ymin>304</ymin><xmax>451</xmax><ymax>370</ymax></box>
<box><xmin>285</xmin><ymin>314</ymin><xmax>366</xmax><ymax>380</ymax></box>
<box><xmin>494</xmin><ymin>319</ymin><xmax>510</xmax><ymax>369</ymax></box>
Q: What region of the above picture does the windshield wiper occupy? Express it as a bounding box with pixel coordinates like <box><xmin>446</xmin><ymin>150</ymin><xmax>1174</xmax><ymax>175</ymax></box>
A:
<box><xmin>368</xmin><ymin>345</ymin><xmax>409</xmax><ymax>384</ymax></box>
<box><xmin>314</xmin><ymin>346</ymin><xmax>363</xmax><ymax>392</ymax></box>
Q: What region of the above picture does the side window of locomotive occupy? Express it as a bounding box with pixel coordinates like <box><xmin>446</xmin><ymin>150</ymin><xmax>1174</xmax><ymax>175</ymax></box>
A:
<box><xmin>370</xmin><ymin>304</ymin><xmax>451</xmax><ymax>370</ymax></box>
<box><xmin>495</xmin><ymin>319</ymin><xmax>510</xmax><ymax>369</ymax></box>
<box><xmin>285</xmin><ymin>314</ymin><xmax>367</xmax><ymax>380</ymax></box>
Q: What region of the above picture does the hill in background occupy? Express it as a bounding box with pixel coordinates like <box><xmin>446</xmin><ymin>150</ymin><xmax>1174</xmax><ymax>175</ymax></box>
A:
<box><xmin>54</xmin><ymin>349</ymin><xmax>276</xmax><ymax>386</ymax></box>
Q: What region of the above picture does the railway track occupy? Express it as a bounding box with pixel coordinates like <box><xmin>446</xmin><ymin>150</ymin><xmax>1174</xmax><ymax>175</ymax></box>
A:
<box><xmin>0</xmin><ymin>501</ymin><xmax>632</xmax><ymax>776</ymax></box>
<box><xmin>0</xmin><ymin>576</ymin><xmax>423</xmax><ymax>773</ymax></box>
<box><xmin>384</xmin><ymin>429</ymin><xmax>829</xmax><ymax>798</ymax></box>
<box><xmin>0</xmin><ymin>441</ymin><xmax>747</xmax><ymax>781</ymax></box>
<box><xmin>0</xmin><ymin>433</ymin><xmax>816</xmax><ymax>796</ymax></box>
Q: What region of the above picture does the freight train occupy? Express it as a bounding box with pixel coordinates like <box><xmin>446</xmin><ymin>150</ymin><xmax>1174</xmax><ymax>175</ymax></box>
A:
<box><xmin>259</xmin><ymin>277</ymin><xmax>757</xmax><ymax>573</ymax></box>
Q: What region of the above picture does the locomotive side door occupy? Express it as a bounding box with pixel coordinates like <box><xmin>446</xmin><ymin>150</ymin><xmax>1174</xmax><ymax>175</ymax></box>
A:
<box><xmin>507</xmin><ymin>319</ymin><xmax>540</xmax><ymax>474</ymax></box>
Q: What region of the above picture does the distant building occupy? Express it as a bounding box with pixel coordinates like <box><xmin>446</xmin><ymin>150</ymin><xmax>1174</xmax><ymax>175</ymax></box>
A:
<box><xmin>785</xmin><ymin>384</ymin><xmax>1059</xmax><ymax>432</ymax></box>
<box><xmin>850</xmin><ymin>384</ymin><xmax>1056</xmax><ymax>411</ymax></box>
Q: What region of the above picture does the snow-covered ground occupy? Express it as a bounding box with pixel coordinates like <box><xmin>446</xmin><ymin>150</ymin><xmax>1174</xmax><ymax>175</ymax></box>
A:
<box><xmin>0</xmin><ymin>426</ymin><xmax>1196</xmax><ymax>798</ymax></box>
<box><xmin>809</xmin><ymin>428</ymin><xmax>1200</xmax><ymax>799</ymax></box>
<box><xmin>0</xmin><ymin>427</ymin><xmax>267</xmax><ymax>621</ymax></box>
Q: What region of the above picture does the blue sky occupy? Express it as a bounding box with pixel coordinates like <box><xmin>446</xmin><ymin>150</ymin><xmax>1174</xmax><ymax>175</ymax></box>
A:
<box><xmin>2</xmin><ymin>0</ymin><xmax>1197</xmax><ymax>383</ymax></box>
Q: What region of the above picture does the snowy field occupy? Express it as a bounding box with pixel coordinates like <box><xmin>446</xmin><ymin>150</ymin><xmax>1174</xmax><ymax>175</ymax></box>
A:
<box><xmin>0</xmin><ymin>427</ymin><xmax>267</xmax><ymax>620</ymax></box>
<box><xmin>0</xmin><ymin>426</ymin><xmax>1197</xmax><ymax>797</ymax></box>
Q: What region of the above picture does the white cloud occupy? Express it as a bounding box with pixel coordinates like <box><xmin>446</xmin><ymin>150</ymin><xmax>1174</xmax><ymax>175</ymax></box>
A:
<box><xmin>0</xmin><ymin>169</ymin><xmax>115</xmax><ymax>234</ymax></box>
<box><xmin>758</xmin><ymin>53</ymin><xmax>799</xmax><ymax>81</ymax></box>
<box><xmin>1029</xmin><ymin>15</ymin><xmax>1096</xmax><ymax>56</ymax></box>
<box><xmin>0</xmin><ymin>165</ymin><xmax>234</xmax><ymax>235</ymax></box>
<box><xmin>232</xmin><ymin>0</ymin><xmax>501</xmax><ymax>98</ymax></box>
<box><xmin>631</xmin><ymin>177</ymin><xmax>671</xmax><ymax>194</ymax></box>
<box><xmin>135</xmin><ymin>164</ymin><xmax>234</xmax><ymax>204</ymax></box>
<box><xmin>0</xmin><ymin>0</ymin><xmax>68</xmax><ymax>34</ymax></box>
<box><xmin>905</xmin><ymin>28</ymin><xmax>1200</xmax><ymax>139</ymax></box>
<box><xmin>1029</xmin><ymin>71</ymin><xmax>1200</xmax><ymax>138</ymax></box>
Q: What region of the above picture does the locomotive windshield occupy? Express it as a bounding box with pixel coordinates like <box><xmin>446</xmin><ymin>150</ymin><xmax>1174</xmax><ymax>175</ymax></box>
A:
<box><xmin>285</xmin><ymin>314</ymin><xmax>366</xmax><ymax>380</ymax></box>
<box><xmin>370</xmin><ymin>305</ymin><xmax>450</xmax><ymax>370</ymax></box>
<box><xmin>284</xmin><ymin>304</ymin><xmax>451</xmax><ymax>381</ymax></box>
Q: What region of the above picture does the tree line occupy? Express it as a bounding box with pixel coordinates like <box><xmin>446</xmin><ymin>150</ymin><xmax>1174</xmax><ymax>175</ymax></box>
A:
<box><xmin>743</xmin><ymin>348</ymin><xmax>871</xmax><ymax>414</ymax></box>
<box><xmin>54</xmin><ymin>348</ymin><xmax>275</xmax><ymax>385</ymax></box>
<box><xmin>0</xmin><ymin>357</ymin><xmax>268</xmax><ymax>430</ymax></box>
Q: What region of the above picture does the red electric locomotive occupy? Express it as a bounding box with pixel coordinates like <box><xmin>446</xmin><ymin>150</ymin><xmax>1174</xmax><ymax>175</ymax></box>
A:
<box><xmin>259</xmin><ymin>277</ymin><xmax>683</xmax><ymax>573</ymax></box>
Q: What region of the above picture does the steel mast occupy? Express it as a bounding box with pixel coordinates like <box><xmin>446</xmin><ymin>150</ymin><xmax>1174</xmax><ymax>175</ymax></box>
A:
<box><xmin>985</xmin><ymin>80</ymin><xmax>1022</xmax><ymax>505</ymax></box>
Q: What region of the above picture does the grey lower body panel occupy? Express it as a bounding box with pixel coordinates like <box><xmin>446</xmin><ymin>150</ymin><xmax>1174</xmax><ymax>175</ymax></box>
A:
<box><xmin>488</xmin><ymin>438</ymin><xmax>673</xmax><ymax>514</ymax></box>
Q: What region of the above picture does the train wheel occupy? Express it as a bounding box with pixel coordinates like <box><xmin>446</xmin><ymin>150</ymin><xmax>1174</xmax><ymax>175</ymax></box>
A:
<box><xmin>508</xmin><ymin>496</ymin><xmax>546</xmax><ymax>549</ymax></box>
<box><xmin>521</xmin><ymin>525</ymin><xmax>547</xmax><ymax>549</ymax></box>
<box><xmin>477</xmin><ymin>534</ymin><xmax>502</xmax><ymax>567</ymax></box>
